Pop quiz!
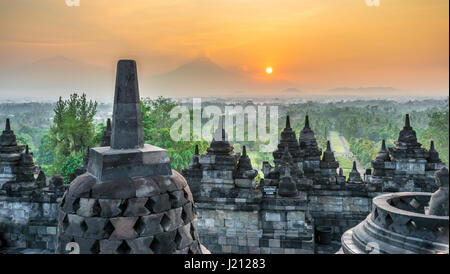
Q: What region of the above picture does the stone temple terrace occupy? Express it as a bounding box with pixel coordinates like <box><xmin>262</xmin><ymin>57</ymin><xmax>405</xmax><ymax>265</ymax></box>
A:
<box><xmin>0</xmin><ymin>60</ymin><xmax>448</xmax><ymax>254</ymax></box>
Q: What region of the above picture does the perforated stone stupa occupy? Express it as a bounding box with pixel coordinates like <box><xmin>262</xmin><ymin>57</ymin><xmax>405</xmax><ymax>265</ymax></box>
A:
<box><xmin>341</xmin><ymin>167</ymin><xmax>449</xmax><ymax>254</ymax></box>
<box><xmin>56</xmin><ymin>60</ymin><xmax>207</xmax><ymax>254</ymax></box>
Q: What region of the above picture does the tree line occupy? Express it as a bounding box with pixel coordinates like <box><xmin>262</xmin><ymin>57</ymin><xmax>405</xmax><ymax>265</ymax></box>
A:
<box><xmin>1</xmin><ymin>95</ymin><xmax>447</xmax><ymax>182</ymax></box>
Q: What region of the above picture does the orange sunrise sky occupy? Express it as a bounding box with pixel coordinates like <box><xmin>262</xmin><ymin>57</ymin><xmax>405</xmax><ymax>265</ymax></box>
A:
<box><xmin>0</xmin><ymin>0</ymin><xmax>448</xmax><ymax>99</ymax></box>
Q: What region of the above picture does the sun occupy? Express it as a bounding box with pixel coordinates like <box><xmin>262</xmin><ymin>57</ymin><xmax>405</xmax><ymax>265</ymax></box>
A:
<box><xmin>265</xmin><ymin>66</ymin><xmax>273</xmax><ymax>74</ymax></box>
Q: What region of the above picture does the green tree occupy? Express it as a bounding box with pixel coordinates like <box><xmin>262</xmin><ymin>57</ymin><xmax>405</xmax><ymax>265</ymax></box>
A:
<box><xmin>35</xmin><ymin>133</ymin><xmax>55</xmax><ymax>174</ymax></box>
<box><xmin>49</xmin><ymin>93</ymin><xmax>97</xmax><ymax>177</ymax></box>
<box><xmin>16</xmin><ymin>132</ymin><xmax>35</xmax><ymax>152</ymax></box>
<box><xmin>420</xmin><ymin>103</ymin><xmax>449</xmax><ymax>165</ymax></box>
<box><xmin>61</xmin><ymin>153</ymin><xmax>84</xmax><ymax>183</ymax></box>
<box><xmin>141</xmin><ymin>97</ymin><xmax>208</xmax><ymax>171</ymax></box>
<box><xmin>349</xmin><ymin>137</ymin><xmax>378</xmax><ymax>168</ymax></box>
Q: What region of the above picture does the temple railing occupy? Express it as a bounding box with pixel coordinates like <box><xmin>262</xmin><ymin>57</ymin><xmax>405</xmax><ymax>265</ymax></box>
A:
<box><xmin>370</xmin><ymin>192</ymin><xmax>448</xmax><ymax>244</ymax></box>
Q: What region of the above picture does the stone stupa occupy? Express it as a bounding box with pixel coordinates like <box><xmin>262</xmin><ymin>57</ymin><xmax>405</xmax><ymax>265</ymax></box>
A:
<box><xmin>56</xmin><ymin>60</ymin><xmax>208</xmax><ymax>254</ymax></box>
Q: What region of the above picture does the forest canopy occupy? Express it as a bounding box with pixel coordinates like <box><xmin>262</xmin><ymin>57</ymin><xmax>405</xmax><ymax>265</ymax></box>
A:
<box><xmin>1</xmin><ymin>95</ymin><xmax>448</xmax><ymax>183</ymax></box>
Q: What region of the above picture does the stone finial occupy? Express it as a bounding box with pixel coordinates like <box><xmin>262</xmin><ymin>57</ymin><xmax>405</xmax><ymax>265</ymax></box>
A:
<box><xmin>375</xmin><ymin>139</ymin><xmax>390</xmax><ymax>163</ymax></box>
<box><xmin>428</xmin><ymin>140</ymin><xmax>441</xmax><ymax>163</ymax></box>
<box><xmin>101</xmin><ymin>119</ymin><xmax>112</xmax><ymax>147</ymax></box>
<box><xmin>274</xmin><ymin>113</ymin><xmax>301</xmax><ymax>163</ymax></box>
<box><xmin>106</xmin><ymin>118</ymin><xmax>112</xmax><ymax>132</ymax></box>
<box><xmin>428</xmin><ymin>167</ymin><xmax>449</xmax><ymax>216</ymax></box>
<box><xmin>298</xmin><ymin>114</ymin><xmax>321</xmax><ymax>161</ymax></box>
<box><xmin>405</xmin><ymin>114</ymin><xmax>411</xmax><ymax>129</ymax></box>
<box><xmin>194</xmin><ymin>144</ymin><xmax>199</xmax><ymax>155</ymax></box>
<box><xmin>213</xmin><ymin>116</ymin><xmax>224</xmax><ymax>141</ymax></box>
<box><xmin>0</xmin><ymin>118</ymin><xmax>17</xmax><ymax>147</ymax></box>
<box><xmin>304</xmin><ymin>114</ymin><xmax>310</xmax><ymax>129</ymax></box>
<box><xmin>208</xmin><ymin>116</ymin><xmax>233</xmax><ymax>155</ymax></box>
<box><xmin>110</xmin><ymin>60</ymin><xmax>144</xmax><ymax>149</ymax></box>
<box><xmin>395</xmin><ymin>113</ymin><xmax>420</xmax><ymax>149</ymax></box>
<box><xmin>321</xmin><ymin>140</ymin><xmax>337</xmax><ymax>163</ymax></box>
<box><xmin>187</xmin><ymin>144</ymin><xmax>201</xmax><ymax>169</ymax></box>
<box><xmin>347</xmin><ymin>161</ymin><xmax>363</xmax><ymax>184</ymax></box>
<box><xmin>235</xmin><ymin>145</ymin><xmax>257</xmax><ymax>180</ymax></box>
<box><xmin>20</xmin><ymin>145</ymin><xmax>34</xmax><ymax>167</ymax></box>
<box><xmin>5</xmin><ymin>118</ymin><xmax>11</xmax><ymax>132</ymax></box>
<box><xmin>339</xmin><ymin>168</ymin><xmax>344</xmax><ymax>176</ymax></box>
<box><xmin>285</xmin><ymin>115</ymin><xmax>291</xmax><ymax>129</ymax></box>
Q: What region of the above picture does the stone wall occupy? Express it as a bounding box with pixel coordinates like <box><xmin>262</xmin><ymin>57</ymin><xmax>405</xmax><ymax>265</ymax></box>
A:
<box><xmin>196</xmin><ymin>205</ymin><xmax>261</xmax><ymax>254</ymax></box>
<box><xmin>0</xmin><ymin>190</ymin><xmax>63</xmax><ymax>252</ymax></box>
<box><xmin>195</xmin><ymin>192</ymin><xmax>315</xmax><ymax>254</ymax></box>
<box><xmin>260</xmin><ymin>196</ymin><xmax>314</xmax><ymax>254</ymax></box>
<box><xmin>308</xmin><ymin>187</ymin><xmax>374</xmax><ymax>241</ymax></box>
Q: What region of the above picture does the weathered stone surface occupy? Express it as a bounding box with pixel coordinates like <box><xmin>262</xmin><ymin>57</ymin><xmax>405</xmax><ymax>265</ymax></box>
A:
<box><xmin>151</xmin><ymin>231</ymin><xmax>177</xmax><ymax>253</ymax></box>
<box><xmin>136</xmin><ymin>213</ymin><xmax>164</xmax><ymax>236</ymax></box>
<box><xmin>99</xmin><ymin>239</ymin><xmax>122</xmax><ymax>254</ymax></box>
<box><xmin>176</xmin><ymin>223</ymin><xmax>193</xmax><ymax>249</ymax></box>
<box><xmin>122</xmin><ymin>198</ymin><xmax>150</xmax><ymax>217</ymax></box>
<box><xmin>109</xmin><ymin>217</ymin><xmax>138</xmax><ymax>240</ymax></box>
<box><xmin>235</xmin><ymin>146</ymin><xmax>258</xmax><ymax>180</ymax></box>
<box><xmin>98</xmin><ymin>199</ymin><xmax>123</xmax><ymax>218</ymax></box>
<box><xmin>347</xmin><ymin>161</ymin><xmax>363</xmax><ymax>184</ymax></box>
<box><xmin>76</xmin><ymin>198</ymin><xmax>100</xmax><ymax>217</ymax></box>
<box><xmin>110</xmin><ymin>60</ymin><xmax>143</xmax><ymax>150</ymax></box>
<box><xmin>101</xmin><ymin>118</ymin><xmax>112</xmax><ymax>147</ymax></box>
<box><xmin>83</xmin><ymin>217</ymin><xmax>112</xmax><ymax>239</ymax></box>
<box><xmin>278</xmin><ymin>168</ymin><xmax>298</xmax><ymax>197</ymax></box>
<box><xmin>87</xmin><ymin>145</ymin><xmax>172</xmax><ymax>181</ymax></box>
<box><xmin>429</xmin><ymin>167</ymin><xmax>449</xmax><ymax>216</ymax></box>
<box><xmin>127</xmin><ymin>236</ymin><xmax>154</xmax><ymax>254</ymax></box>
<box><xmin>90</xmin><ymin>178</ymin><xmax>136</xmax><ymax>199</ymax></box>
<box><xmin>133</xmin><ymin>177</ymin><xmax>160</xmax><ymax>197</ymax></box>
<box><xmin>146</xmin><ymin>193</ymin><xmax>171</xmax><ymax>213</ymax></box>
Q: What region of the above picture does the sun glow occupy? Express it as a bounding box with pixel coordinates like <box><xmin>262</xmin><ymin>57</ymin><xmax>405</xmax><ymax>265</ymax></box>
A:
<box><xmin>265</xmin><ymin>67</ymin><xmax>273</xmax><ymax>74</ymax></box>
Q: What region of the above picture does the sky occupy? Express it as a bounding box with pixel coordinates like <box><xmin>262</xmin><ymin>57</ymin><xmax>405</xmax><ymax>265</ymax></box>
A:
<box><xmin>0</xmin><ymin>0</ymin><xmax>448</xmax><ymax>99</ymax></box>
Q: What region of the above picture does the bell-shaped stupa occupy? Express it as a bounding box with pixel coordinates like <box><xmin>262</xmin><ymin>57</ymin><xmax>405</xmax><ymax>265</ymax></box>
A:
<box><xmin>56</xmin><ymin>60</ymin><xmax>208</xmax><ymax>254</ymax></box>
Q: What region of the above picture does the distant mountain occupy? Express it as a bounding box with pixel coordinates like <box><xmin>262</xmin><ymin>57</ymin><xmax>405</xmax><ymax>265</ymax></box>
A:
<box><xmin>0</xmin><ymin>56</ymin><xmax>298</xmax><ymax>99</ymax></box>
<box><xmin>142</xmin><ymin>57</ymin><xmax>251</xmax><ymax>96</ymax></box>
